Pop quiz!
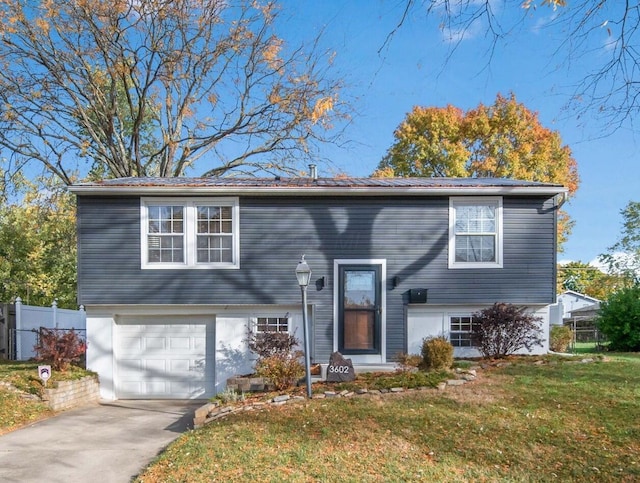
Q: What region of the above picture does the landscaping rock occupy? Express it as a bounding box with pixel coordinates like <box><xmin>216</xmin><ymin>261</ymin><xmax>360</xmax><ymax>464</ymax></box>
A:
<box><xmin>447</xmin><ymin>379</ymin><xmax>465</xmax><ymax>386</ymax></box>
<box><xmin>326</xmin><ymin>352</ymin><xmax>356</xmax><ymax>382</ymax></box>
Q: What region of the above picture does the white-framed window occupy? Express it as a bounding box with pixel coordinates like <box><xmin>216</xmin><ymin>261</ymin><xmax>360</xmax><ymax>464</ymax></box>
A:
<box><xmin>255</xmin><ymin>317</ymin><xmax>290</xmax><ymax>334</ymax></box>
<box><xmin>449</xmin><ymin>197</ymin><xmax>503</xmax><ymax>268</ymax></box>
<box><xmin>141</xmin><ymin>197</ymin><xmax>239</xmax><ymax>269</ymax></box>
<box><xmin>449</xmin><ymin>315</ymin><xmax>479</xmax><ymax>347</ymax></box>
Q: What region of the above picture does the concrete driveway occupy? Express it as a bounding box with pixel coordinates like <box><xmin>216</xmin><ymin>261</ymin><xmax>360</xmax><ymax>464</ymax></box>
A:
<box><xmin>0</xmin><ymin>400</ymin><xmax>203</xmax><ymax>483</ymax></box>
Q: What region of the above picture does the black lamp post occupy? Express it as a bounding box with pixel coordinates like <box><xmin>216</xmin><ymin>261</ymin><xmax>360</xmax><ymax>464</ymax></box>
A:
<box><xmin>295</xmin><ymin>254</ymin><xmax>313</xmax><ymax>398</ymax></box>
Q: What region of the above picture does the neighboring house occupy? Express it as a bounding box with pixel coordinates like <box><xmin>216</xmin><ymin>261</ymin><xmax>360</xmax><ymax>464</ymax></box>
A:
<box><xmin>550</xmin><ymin>290</ymin><xmax>602</xmax><ymax>325</ymax></box>
<box><xmin>566</xmin><ymin>302</ymin><xmax>601</xmax><ymax>322</ymax></box>
<box><xmin>70</xmin><ymin>175</ymin><xmax>567</xmax><ymax>400</ymax></box>
<box><xmin>564</xmin><ymin>301</ymin><xmax>603</xmax><ymax>345</ymax></box>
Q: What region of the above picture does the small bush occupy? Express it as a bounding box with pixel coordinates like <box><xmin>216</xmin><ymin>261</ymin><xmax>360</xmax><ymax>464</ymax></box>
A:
<box><xmin>33</xmin><ymin>328</ymin><xmax>86</xmax><ymax>371</ymax></box>
<box><xmin>396</xmin><ymin>352</ymin><xmax>423</xmax><ymax>372</ymax></box>
<box><xmin>421</xmin><ymin>336</ymin><xmax>453</xmax><ymax>370</ymax></box>
<box><xmin>254</xmin><ymin>352</ymin><xmax>305</xmax><ymax>391</ymax></box>
<box><xmin>597</xmin><ymin>286</ymin><xmax>640</xmax><ymax>351</ymax></box>
<box><xmin>246</xmin><ymin>328</ymin><xmax>304</xmax><ymax>391</ymax></box>
<box><xmin>550</xmin><ymin>325</ymin><xmax>573</xmax><ymax>352</ymax></box>
<box><xmin>247</xmin><ymin>330</ymin><xmax>300</xmax><ymax>358</ymax></box>
<box><xmin>217</xmin><ymin>387</ymin><xmax>245</xmax><ymax>404</ymax></box>
<box><xmin>472</xmin><ymin>303</ymin><xmax>544</xmax><ymax>358</ymax></box>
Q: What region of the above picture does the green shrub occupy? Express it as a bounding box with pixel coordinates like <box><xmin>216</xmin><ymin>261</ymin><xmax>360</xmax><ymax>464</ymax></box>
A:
<box><xmin>217</xmin><ymin>387</ymin><xmax>245</xmax><ymax>404</ymax></box>
<box><xmin>550</xmin><ymin>325</ymin><xmax>573</xmax><ymax>352</ymax></box>
<box><xmin>421</xmin><ymin>336</ymin><xmax>453</xmax><ymax>370</ymax></box>
<box><xmin>254</xmin><ymin>353</ymin><xmax>305</xmax><ymax>391</ymax></box>
<box><xmin>472</xmin><ymin>303</ymin><xmax>544</xmax><ymax>358</ymax></box>
<box><xmin>597</xmin><ymin>286</ymin><xmax>640</xmax><ymax>351</ymax></box>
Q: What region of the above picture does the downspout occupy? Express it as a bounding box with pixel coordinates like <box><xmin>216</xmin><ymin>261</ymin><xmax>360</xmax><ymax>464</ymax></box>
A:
<box><xmin>556</xmin><ymin>191</ymin><xmax>569</xmax><ymax>209</ymax></box>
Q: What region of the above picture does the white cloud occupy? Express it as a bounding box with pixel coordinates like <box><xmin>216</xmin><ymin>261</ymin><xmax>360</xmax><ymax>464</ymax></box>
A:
<box><xmin>442</xmin><ymin>22</ymin><xmax>483</xmax><ymax>44</ymax></box>
<box><xmin>430</xmin><ymin>0</ymin><xmax>501</xmax><ymax>44</ymax></box>
<box><xmin>530</xmin><ymin>13</ymin><xmax>558</xmax><ymax>35</ymax></box>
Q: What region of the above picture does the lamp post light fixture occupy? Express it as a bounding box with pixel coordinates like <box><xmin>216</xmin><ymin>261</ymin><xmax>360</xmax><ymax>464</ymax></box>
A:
<box><xmin>295</xmin><ymin>255</ymin><xmax>313</xmax><ymax>399</ymax></box>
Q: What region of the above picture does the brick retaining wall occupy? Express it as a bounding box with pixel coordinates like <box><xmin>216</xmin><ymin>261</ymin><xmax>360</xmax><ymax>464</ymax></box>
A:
<box><xmin>42</xmin><ymin>376</ymin><xmax>100</xmax><ymax>411</ymax></box>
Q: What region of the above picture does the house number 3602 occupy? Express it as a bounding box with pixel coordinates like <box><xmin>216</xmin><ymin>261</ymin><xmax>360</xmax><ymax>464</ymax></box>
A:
<box><xmin>328</xmin><ymin>365</ymin><xmax>350</xmax><ymax>374</ymax></box>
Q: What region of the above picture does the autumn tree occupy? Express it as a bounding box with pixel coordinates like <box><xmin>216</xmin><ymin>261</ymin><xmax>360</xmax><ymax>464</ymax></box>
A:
<box><xmin>0</xmin><ymin>0</ymin><xmax>345</xmax><ymax>184</ymax></box>
<box><xmin>375</xmin><ymin>93</ymin><xmax>579</xmax><ymax>248</ymax></box>
<box><xmin>557</xmin><ymin>261</ymin><xmax>625</xmax><ymax>301</ymax></box>
<box><xmin>600</xmin><ymin>201</ymin><xmax>640</xmax><ymax>286</ymax></box>
<box><xmin>0</xmin><ymin>174</ymin><xmax>77</xmax><ymax>308</ymax></box>
<box><xmin>391</xmin><ymin>1</ymin><xmax>639</xmax><ymax>133</ymax></box>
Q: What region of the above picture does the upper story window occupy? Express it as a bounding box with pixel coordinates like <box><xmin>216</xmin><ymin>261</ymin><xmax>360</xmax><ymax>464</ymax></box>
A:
<box><xmin>449</xmin><ymin>197</ymin><xmax>503</xmax><ymax>269</ymax></box>
<box><xmin>141</xmin><ymin>197</ymin><xmax>239</xmax><ymax>269</ymax></box>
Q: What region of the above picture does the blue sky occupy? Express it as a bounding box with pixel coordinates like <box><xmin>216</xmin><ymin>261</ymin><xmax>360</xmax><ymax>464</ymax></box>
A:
<box><xmin>276</xmin><ymin>1</ymin><xmax>639</xmax><ymax>266</ymax></box>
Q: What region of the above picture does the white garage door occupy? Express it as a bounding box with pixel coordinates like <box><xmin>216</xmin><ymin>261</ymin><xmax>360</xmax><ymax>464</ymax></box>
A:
<box><xmin>116</xmin><ymin>317</ymin><xmax>215</xmax><ymax>399</ymax></box>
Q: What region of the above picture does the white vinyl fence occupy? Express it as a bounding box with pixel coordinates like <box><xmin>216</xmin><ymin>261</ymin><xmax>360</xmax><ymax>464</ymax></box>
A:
<box><xmin>14</xmin><ymin>297</ymin><xmax>86</xmax><ymax>360</ymax></box>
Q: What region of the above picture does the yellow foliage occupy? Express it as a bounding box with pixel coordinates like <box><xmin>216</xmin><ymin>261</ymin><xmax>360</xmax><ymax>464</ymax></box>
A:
<box><xmin>376</xmin><ymin>92</ymin><xmax>580</xmax><ymax>249</ymax></box>
<box><xmin>268</xmin><ymin>88</ymin><xmax>282</xmax><ymax>106</ymax></box>
<box><xmin>371</xmin><ymin>166</ymin><xmax>395</xmax><ymax>178</ymax></box>
<box><xmin>35</xmin><ymin>18</ymin><xmax>50</xmax><ymax>34</ymax></box>
<box><xmin>262</xmin><ymin>37</ymin><xmax>284</xmax><ymax>70</ymax></box>
<box><xmin>0</xmin><ymin>0</ymin><xmax>344</xmax><ymax>180</ymax></box>
<box><xmin>522</xmin><ymin>0</ymin><xmax>567</xmax><ymax>9</ymax></box>
<box><xmin>311</xmin><ymin>96</ymin><xmax>334</xmax><ymax>124</ymax></box>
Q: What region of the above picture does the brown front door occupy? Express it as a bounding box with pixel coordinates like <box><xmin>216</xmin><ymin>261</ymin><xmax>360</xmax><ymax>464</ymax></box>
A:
<box><xmin>338</xmin><ymin>265</ymin><xmax>382</xmax><ymax>354</ymax></box>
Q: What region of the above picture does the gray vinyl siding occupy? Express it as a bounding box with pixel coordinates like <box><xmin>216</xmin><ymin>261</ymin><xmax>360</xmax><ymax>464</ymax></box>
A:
<box><xmin>77</xmin><ymin>194</ymin><xmax>557</xmax><ymax>360</ymax></box>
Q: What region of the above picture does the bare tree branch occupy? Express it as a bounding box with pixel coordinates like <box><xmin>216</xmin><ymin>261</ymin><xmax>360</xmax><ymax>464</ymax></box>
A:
<box><xmin>389</xmin><ymin>1</ymin><xmax>640</xmax><ymax>133</ymax></box>
<box><xmin>0</xmin><ymin>0</ymin><xmax>348</xmax><ymax>183</ymax></box>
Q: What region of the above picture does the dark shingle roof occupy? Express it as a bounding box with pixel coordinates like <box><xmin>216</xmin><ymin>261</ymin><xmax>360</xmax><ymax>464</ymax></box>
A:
<box><xmin>70</xmin><ymin>176</ymin><xmax>567</xmax><ymax>196</ymax></box>
<box><xmin>74</xmin><ymin>176</ymin><xmax>560</xmax><ymax>188</ymax></box>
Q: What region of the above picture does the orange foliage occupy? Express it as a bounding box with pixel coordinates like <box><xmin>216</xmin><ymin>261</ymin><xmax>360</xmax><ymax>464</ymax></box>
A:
<box><xmin>376</xmin><ymin>92</ymin><xmax>580</xmax><ymax>249</ymax></box>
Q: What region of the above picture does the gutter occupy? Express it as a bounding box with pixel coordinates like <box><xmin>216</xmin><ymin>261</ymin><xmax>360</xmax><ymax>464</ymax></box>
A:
<box><xmin>69</xmin><ymin>185</ymin><xmax>568</xmax><ymax>197</ymax></box>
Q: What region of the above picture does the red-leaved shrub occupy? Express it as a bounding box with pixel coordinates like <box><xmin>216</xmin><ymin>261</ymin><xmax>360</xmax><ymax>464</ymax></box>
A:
<box><xmin>472</xmin><ymin>303</ymin><xmax>544</xmax><ymax>358</ymax></box>
<box><xmin>34</xmin><ymin>328</ymin><xmax>87</xmax><ymax>371</ymax></box>
<box><xmin>246</xmin><ymin>329</ymin><xmax>304</xmax><ymax>390</ymax></box>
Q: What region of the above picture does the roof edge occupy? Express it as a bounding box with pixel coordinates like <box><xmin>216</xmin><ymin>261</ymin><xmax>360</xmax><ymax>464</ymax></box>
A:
<box><xmin>69</xmin><ymin>185</ymin><xmax>567</xmax><ymax>197</ymax></box>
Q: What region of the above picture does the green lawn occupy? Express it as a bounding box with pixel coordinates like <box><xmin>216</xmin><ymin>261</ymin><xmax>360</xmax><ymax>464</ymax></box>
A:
<box><xmin>0</xmin><ymin>360</ymin><xmax>93</xmax><ymax>434</ymax></box>
<box><xmin>571</xmin><ymin>341</ymin><xmax>608</xmax><ymax>354</ymax></box>
<box><xmin>137</xmin><ymin>354</ymin><xmax>640</xmax><ymax>483</ymax></box>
